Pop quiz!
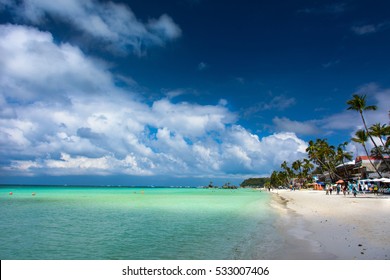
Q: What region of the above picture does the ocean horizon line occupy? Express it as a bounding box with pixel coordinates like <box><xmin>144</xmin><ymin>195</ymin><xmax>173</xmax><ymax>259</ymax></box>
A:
<box><xmin>0</xmin><ymin>184</ymin><xmax>203</xmax><ymax>189</ymax></box>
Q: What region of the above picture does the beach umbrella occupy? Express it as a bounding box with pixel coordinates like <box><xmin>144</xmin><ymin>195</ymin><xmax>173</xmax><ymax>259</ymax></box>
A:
<box><xmin>336</xmin><ymin>180</ymin><xmax>344</xmax><ymax>184</ymax></box>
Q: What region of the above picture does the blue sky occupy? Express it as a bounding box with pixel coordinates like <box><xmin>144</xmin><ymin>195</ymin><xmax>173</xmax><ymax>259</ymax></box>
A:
<box><xmin>0</xmin><ymin>0</ymin><xmax>389</xmax><ymax>186</ymax></box>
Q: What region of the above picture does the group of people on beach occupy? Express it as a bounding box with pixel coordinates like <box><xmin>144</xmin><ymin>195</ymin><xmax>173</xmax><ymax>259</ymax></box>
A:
<box><xmin>325</xmin><ymin>181</ymin><xmax>380</xmax><ymax>197</ymax></box>
<box><xmin>325</xmin><ymin>183</ymin><xmax>354</xmax><ymax>196</ymax></box>
<box><xmin>325</xmin><ymin>184</ymin><xmax>346</xmax><ymax>195</ymax></box>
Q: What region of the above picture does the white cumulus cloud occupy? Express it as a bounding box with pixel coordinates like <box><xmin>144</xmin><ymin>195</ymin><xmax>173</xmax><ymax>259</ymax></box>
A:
<box><xmin>3</xmin><ymin>0</ymin><xmax>182</xmax><ymax>55</ymax></box>
<box><xmin>0</xmin><ymin>24</ymin><xmax>309</xmax><ymax>180</ymax></box>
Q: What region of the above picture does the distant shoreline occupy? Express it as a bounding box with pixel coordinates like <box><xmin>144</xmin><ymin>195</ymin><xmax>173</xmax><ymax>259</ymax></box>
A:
<box><xmin>270</xmin><ymin>189</ymin><xmax>390</xmax><ymax>259</ymax></box>
<box><xmin>0</xmin><ymin>184</ymin><xmax>261</xmax><ymax>189</ymax></box>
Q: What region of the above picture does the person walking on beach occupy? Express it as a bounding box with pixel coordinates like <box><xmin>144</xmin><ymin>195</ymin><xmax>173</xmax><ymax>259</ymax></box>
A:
<box><xmin>352</xmin><ymin>186</ymin><xmax>357</xmax><ymax>197</ymax></box>
<box><xmin>351</xmin><ymin>181</ymin><xmax>357</xmax><ymax>195</ymax></box>
<box><xmin>336</xmin><ymin>184</ymin><xmax>341</xmax><ymax>195</ymax></box>
<box><xmin>347</xmin><ymin>182</ymin><xmax>353</xmax><ymax>195</ymax></box>
<box><xmin>373</xmin><ymin>185</ymin><xmax>378</xmax><ymax>195</ymax></box>
<box><xmin>325</xmin><ymin>184</ymin><xmax>329</xmax><ymax>195</ymax></box>
<box><xmin>343</xmin><ymin>185</ymin><xmax>347</xmax><ymax>196</ymax></box>
<box><xmin>329</xmin><ymin>185</ymin><xmax>333</xmax><ymax>195</ymax></box>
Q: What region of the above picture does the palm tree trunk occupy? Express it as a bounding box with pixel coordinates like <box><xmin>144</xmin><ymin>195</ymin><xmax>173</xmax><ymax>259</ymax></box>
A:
<box><xmin>341</xmin><ymin>158</ymin><xmax>349</xmax><ymax>180</ymax></box>
<box><xmin>323</xmin><ymin>156</ymin><xmax>343</xmax><ymax>180</ymax></box>
<box><xmin>360</xmin><ymin>112</ymin><xmax>390</xmax><ymax>172</ymax></box>
<box><xmin>327</xmin><ymin>164</ymin><xmax>342</xmax><ymax>180</ymax></box>
<box><xmin>379</xmin><ymin>136</ymin><xmax>385</xmax><ymax>147</ymax></box>
<box><xmin>311</xmin><ymin>155</ymin><xmax>341</xmax><ymax>182</ymax></box>
<box><xmin>362</xmin><ymin>144</ymin><xmax>382</xmax><ymax>177</ymax></box>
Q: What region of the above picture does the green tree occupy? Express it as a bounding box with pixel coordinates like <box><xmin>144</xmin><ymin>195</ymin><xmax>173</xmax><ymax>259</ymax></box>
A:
<box><xmin>369</xmin><ymin>123</ymin><xmax>390</xmax><ymax>156</ymax></box>
<box><xmin>306</xmin><ymin>140</ymin><xmax>325</xmax><ymax>173</ymax></box>
<box><xmin>270</xmin><ymin>170</ymin><xmax>288</xmax><ymax>188</ymax></box>
<box><xmin>369</xmin><ymin>123</ymin><xmax>387</xmax><ymax>147</ymax></box>
<box><xmin>306</xmin><ymin>139</ymin><xmax>342</xmax><ymax>181</ymax></box>
<box><xmin>302</xmin><ymin>158</ymin><xmax>314</xmax><ymax>183</ymax></box>
<box><xmin>292</xmin><ymin>159</ymin><xmax>304</xmax><ymax>185</ymax></box>
<box><xmin>352</xmin><ymin>129</ymin><xmax>382</xmax><ymax>177</ymax></box>
<box><xmin>347</xmin><ymin>94</ymin><xmax>390</xmax><ymax>171</ymax></box>
<box><xmin>336</xmin><ymin>142</ymin><xmax>353</xmax><ymax>180</ymax></box>
<box><xmin>270</xmin><ymin>171</ymin><xmax>279</xmax><ymax>188</ymax></box>
<box><xmin>281</xmin><ymin>161</ymin><xmax>294</xmax><ymax>184</ymax></box>
<box><xmin>240</xmin><ymin>178</ymin><xmax>270</xmax><ymax>187</ymax></box>
<box><xmin>292</xmin><ymin>160</ymin><xmax>303</xmax><ymax>174</ymax></box>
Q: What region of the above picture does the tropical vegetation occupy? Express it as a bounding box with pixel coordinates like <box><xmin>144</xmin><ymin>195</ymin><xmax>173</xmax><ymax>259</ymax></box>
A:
<box><xmin>260</xmin><ymin>94</ymin><xmax>390</xmax><ymax>189</ymax></box>
<box><xmin>347</xmin><ymin>94</ymin><xmax>390</xmax><ymax>170</ymax></box>
<box><xmin>240</xmin><ymin>177</ymin><xmax>270</xmax><ymax>187</ymax></box>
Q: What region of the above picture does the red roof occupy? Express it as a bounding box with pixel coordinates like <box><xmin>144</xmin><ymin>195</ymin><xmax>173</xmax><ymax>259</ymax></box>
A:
<box><xmin>355</xmin><ymin>155</ymin><xmax>389</xmax><ymax>162</ymax></box>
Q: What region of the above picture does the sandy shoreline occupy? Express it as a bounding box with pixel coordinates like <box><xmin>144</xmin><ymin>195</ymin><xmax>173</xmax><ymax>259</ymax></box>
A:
<box><xmin>269</xmin><ymin>189</ymin><xmax>390</xmax><ymax>260</ymax></box>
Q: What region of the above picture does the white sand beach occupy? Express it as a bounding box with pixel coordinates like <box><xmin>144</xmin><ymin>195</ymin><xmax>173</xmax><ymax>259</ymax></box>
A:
<box><xmin>270</xmin><ymin>189</ymin><xmax>390</xmax><ymax>260</ymax></box>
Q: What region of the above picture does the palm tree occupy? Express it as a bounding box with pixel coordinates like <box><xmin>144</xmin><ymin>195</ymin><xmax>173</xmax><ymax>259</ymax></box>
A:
<box><xmin>385</xmin><ymin>125</ymin><xmax>390</xmax><ymax>151</ymax></box>
<box><xmin>306</xmin><ymin>139</ymin><xmax>342</xmax><ymax>181</ymax></box>
<box><xmin>352</xmin><ymin>129</ymin><xmax>382</xmax><ymax>177</ymax></box>
<box><xmin>336</xmin><ymin>142</ymin><xmax>353</xmax><ymax>180</ymax></box>
<box><xmin>306</xmin><ymin>140</ymin><xmax>326</xmax><ymax>174</ymax></box>
<box><xmin>270</xmin><ymin>171</ymin><xmax>279</xmax><ymax>188</ymax></box>
<box><xmin>347</xmin><ymin>94</ymin><xmax>390</xmax><ymax>171</ymax></box>
<box><xmin>292</xmin><ymin>159</ymin><xmax>302</xmax><ymax>174</ymax></box>
<box><xmin>302</xmin><ymin>158</ymin><xmax>314</xmax><ymax>183</ymax></box>
<box><xmin>369</xmin><ymin>123</ymin><xmax>387</xmax><ymax>147</ymax></box>
<box><xmin>387</xmin><ymin>111</ymin><xmax>390</xmax><ymax>150</ymax></box>
<box><xmin>292</xmin><ymin>159</ymin><xmax>303</xmax><ymax>186</ymax></box>
<box><xmin>280</xmin><ymin>161</ymin><xmax>294</xmax><ymax>185</ymax></box>
<box><xmin>370</xmin><ymin>146</ymin><xmax>386</xmax><ymax>157</ymax></box>
<box><xmin>270</xmin><ymin>170</ymin><xmax>288</xmax><ymax>188</ymax></box>
<box><xmin>370</xmin><ymin>123</ymin><xmax>390</xmax><ymax>156</ymax></box>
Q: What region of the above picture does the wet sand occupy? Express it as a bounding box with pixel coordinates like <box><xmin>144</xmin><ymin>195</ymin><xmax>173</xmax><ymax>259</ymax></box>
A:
<box><xmin>269</xmin><ymin>189</ymin><xmax>390</xmax><ymax>259</ymax></box>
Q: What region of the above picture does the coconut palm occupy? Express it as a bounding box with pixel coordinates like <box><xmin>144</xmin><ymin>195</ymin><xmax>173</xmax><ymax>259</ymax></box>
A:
<box><xmin>302</xmin><ymin>158</ymin><xmax>314</xmax><ymax>183</ymax></box>
<box><xmin>270</xmin><ymin>171</ymin><xmax>280</xmax><ymax>188</ymax></box>
<box><xmin>306</xmin><ymin>139</ymin><xmax>342</xmax><ymax>181</ymax></box>
<box><xmin>370</xmin><ymin>123</ymin><xmax>390</xmax><ymax>156</ymax></box>
<box><xmin>292</xmin><ymin>159</ymin><xmax>303</xmax><ymax>185</ymax></box>
<box><xmin>280</xmin><ymin>161</ymin><xmax>294</xmax><ymax>184</ymax></box>
<box><xmin>270</xmin><ymin>170</ymin><xmax>288</xmax><ymax>188</ymax></box>
<box><xmin>292</xmin><ymin>159</ymin><xmax>314</xmax><ymax>187</ymax></box>
<box><xmin>370</xmin><ymin>146</ymin><xmax>387</xmax><ymax>157</ymax></box>
<box><xmin>369</xmin><ymin>123</ymin><xmax>388</xmax><ymax>147</ymax></box>
<box><xmin>292</xmin><ymin>160</ymin><xmax>303</xmax><ymax>175</ymax></box>
<box><xmin>385</xmin><ymin>125</ymin><xmax>390</xmax><ymax>151</ymax></box>
<box><xmin>387</xmin><ymin>111</ymin><xmax>390</xmax><ymax>149</ymax></box>
<box><xmin>306</xmin><ymin>140</ymin><xmax>326</xmax><ymax>173</ymax></box>
<box><xmin>352</xmin><ymin>129</ymin><xmax>382</xmax><ymax>177</ymax></box>
<box><xmin>347</xmin><ymin>94</ymin><xmax>390</xmax><ymax>171</ymax></box>
<box><xmin>336</xmin><ymin>142</ymin><xmax>353</xmax><ymax>179</ymax></box>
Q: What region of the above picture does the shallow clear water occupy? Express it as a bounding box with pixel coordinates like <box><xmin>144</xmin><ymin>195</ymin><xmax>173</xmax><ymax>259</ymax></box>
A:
<box><xmin>0</xmin><ymin>186</ymin><xmax>282</xmax><ymax>260</ymax></box>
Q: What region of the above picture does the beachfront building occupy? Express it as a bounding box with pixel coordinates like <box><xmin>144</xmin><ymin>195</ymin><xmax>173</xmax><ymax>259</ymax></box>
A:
<box><xmin>319</xmin><ymin>161</ymin><xmax>356</xmax><ymax>183</ymax></box>
<box><xmin>335</xmin><ymin>156</ymin><xmax>390</xmax><ymax>180</ymax></box>
<box><xmin>353</xmin><ymin>156</ymin><xmax>390</xmax><ymax>179</ymax></box>
<box><xmin>335</xmin><ymin>160</ymin><xmax>356</xmax><ymax>180</ymax></box>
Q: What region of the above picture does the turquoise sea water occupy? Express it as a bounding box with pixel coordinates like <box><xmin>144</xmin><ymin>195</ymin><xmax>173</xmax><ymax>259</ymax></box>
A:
<box><xmin>0</xmin><ymin>186</ymin><xmax>282</xmax><ymax>260</ymax></box>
